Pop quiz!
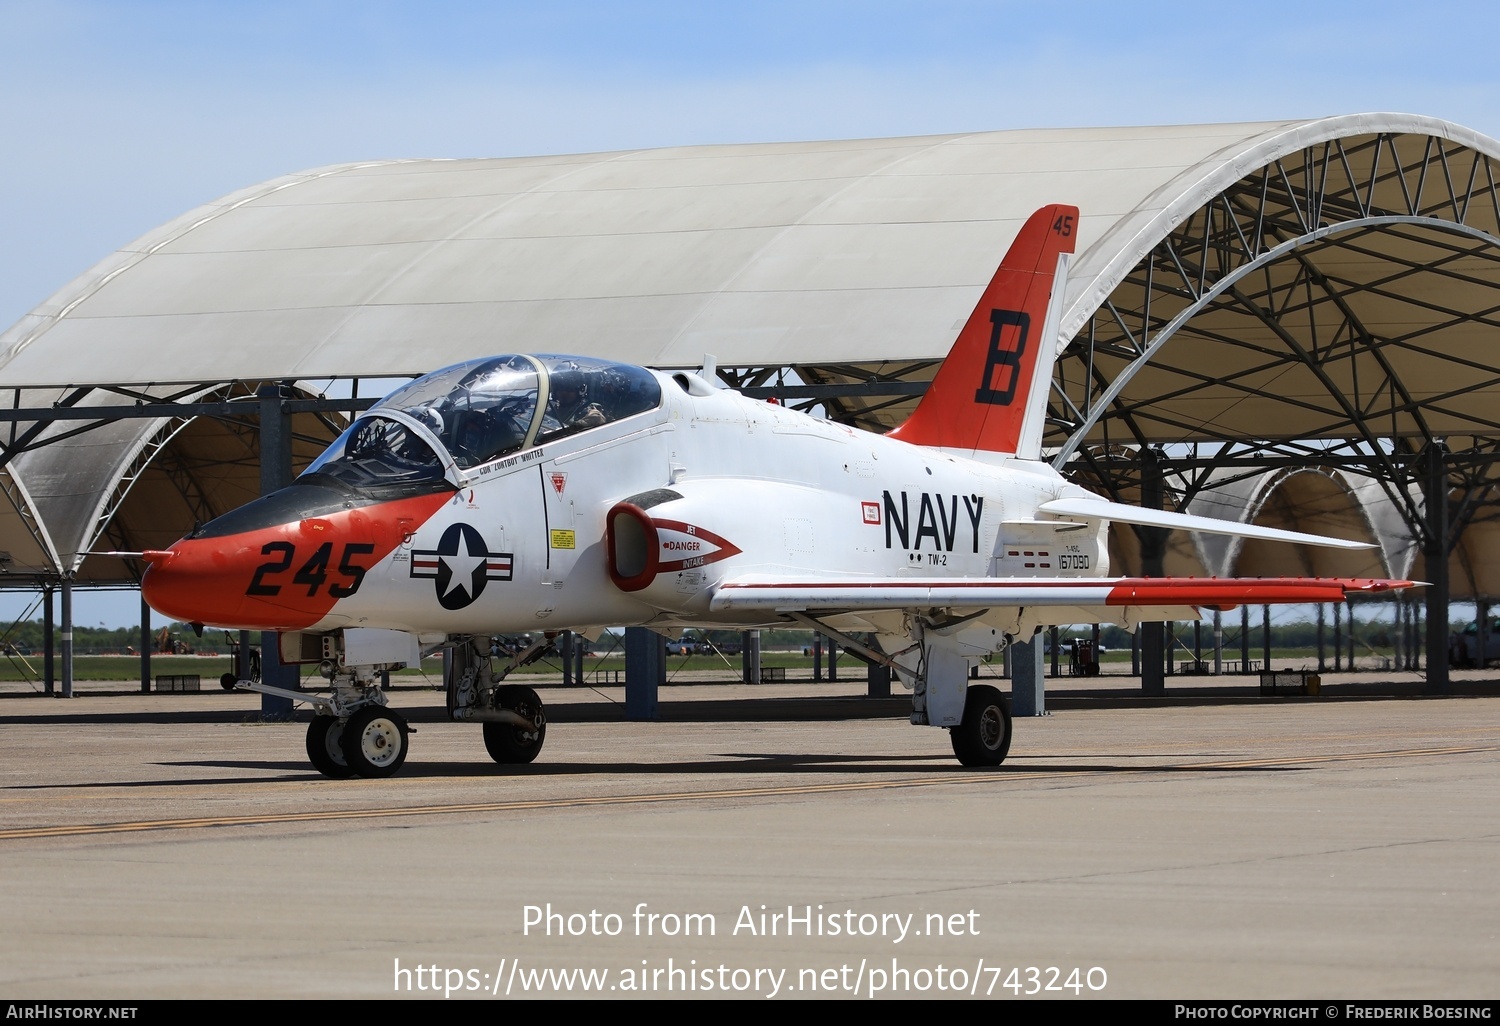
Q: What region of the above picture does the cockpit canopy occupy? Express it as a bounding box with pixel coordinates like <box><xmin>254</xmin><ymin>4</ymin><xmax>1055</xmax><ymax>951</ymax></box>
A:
<box><xmin>305</xmin><ymin>355</ymin><xmax>662</xmax><ymax>490</ymax></box>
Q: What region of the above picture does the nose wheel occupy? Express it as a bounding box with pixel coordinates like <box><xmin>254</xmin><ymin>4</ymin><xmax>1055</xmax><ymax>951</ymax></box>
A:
<box><xmin>306</xmin><ymin>715</ymin><xmax>355</xmax><ymax>778</ymax></box>
<box><xmin>341</xmin><ymin>706</ymin><xmax>410</xmax><ymax>777</ymax></box>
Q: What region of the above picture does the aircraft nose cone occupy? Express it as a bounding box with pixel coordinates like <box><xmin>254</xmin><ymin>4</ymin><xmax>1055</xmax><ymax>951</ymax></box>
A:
<box><xmin>140</xmin><ymin>487</ymin><xmax>453</xmax><ymax>631</ymax></box>
<box><xmin>140</xmin><ymin>540</ymin><xmax>255</xmax><ymax>628</ymax></box>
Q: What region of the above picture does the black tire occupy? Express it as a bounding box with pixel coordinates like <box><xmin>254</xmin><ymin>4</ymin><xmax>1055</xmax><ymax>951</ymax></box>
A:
<box><xmin>219</xmin><ymin>672</ymin><xmax>238</xmax><ymax>691</ymax></box>
<box><xmin>341</xmin><ymin>706</ymin><xmax>409</xmax><ymax>778</ymax></box>
<box><xmin>482</xmin><ymin>685</ymin><xmax>547</xmax><ymax>764</ymax></box>
<box><xmin>950</xmin><ymin>685</ymin><xmax>1013</xmax><ymax>768</ymax></box>
<box><xmin>306</xmin><ymin>715</ymin><xmax>355</xmax><ymax>778</ymax></box>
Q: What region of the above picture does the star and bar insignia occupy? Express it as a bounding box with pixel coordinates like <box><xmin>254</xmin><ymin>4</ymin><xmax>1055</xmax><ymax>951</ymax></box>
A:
<box><xmin>410</xmin><ymin>523</ymin><xmax>513</xmax><ymax>610</ymax></box>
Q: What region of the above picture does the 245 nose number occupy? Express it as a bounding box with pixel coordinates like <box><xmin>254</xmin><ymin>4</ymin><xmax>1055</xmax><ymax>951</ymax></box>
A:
<box><xmin>246</xmin><ymin>541</ymin><xmax>376</xmax><ymax>598</ymax></box>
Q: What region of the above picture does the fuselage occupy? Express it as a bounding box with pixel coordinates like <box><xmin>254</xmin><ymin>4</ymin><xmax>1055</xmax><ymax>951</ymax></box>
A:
<box><xmin>141</xmin><ymin>356</ymin><xmax>1110</xmax><ymax>636</ymax></box>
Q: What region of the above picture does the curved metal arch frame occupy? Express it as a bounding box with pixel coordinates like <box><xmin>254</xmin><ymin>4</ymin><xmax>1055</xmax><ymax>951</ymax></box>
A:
<box><xmin>1049</xmin><ymin>214</ymin><xmax>1500</xmax><ymax>470</ymax></box>
<box><xmin>1216</xmin><ymin>465</ymin><xmax>1388</xmax><ymax>577</ymax></box>
<box><xmin>1049</xmin><ymin>129</ymin><xmax>1500</xmax><ymax>466</ymax></box>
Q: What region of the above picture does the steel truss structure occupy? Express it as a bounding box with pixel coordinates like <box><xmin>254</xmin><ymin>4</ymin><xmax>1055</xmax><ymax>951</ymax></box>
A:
<box><xmin>1044</xmin><ymin>132</ymin><xmax>1500</xmax><ymax>638</ymax></box>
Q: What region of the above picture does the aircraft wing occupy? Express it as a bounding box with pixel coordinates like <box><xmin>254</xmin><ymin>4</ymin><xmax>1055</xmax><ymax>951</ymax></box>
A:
<box><xmin>710</xmin><ymin>575</ymin><xmax>1413</xmax><ymax>614</ymax></box>
<box><xmin>1035</xmin><ymin>497</ymin><xmax>1374</xmax><ymax>550</ymax></box>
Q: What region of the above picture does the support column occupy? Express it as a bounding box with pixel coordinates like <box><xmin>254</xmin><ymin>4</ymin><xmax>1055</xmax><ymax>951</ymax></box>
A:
<box><xmin>1394</xmin><ymin>596</ymin><xmax>1404</xmax><ymax>670</ymax></box>
<box><xmin>139</xmin><ymin>592</ymin><xmax>152</xmax><ymax>693</ymax></box>
<box><xmin>1009</xmin><ymin>636</ymin><xmax>1045</xmax><ymax>716</ymax></box>
<box><xmin>864</xmin><ymin>634</ymin><xmax>890</xmax><ymax>699</ymax></box>
<box><xmin>1317</xmin><ymin>603</ymin><xmax>1327</xmax><ymax>672</ymax></box>
<box><xmin>1049</xmin><ymin>625</ymin><xmax>1060</xmax><ymax>678</ymax></box>
<box><xmin>238</xmin><ymin>629</ymin><xmax>251</xmax><ymax>680</ymax></box>
<box><xmin>812</xmin><ymin>635</ymin><xmax>823</xmax><ymax>682</ymax></box>
<box><xmin>1414</xmin><ymin>596</ymin><xmax>1423</xmax><ymax>671</ymax></box>
<box><xmin>1347</xmin><ymin>600</ymin><xmax>1356</xmax><ymax>671</ymax></box>
<box><xmin>43</xmin><ymin>585</ymin><xmax>54</xmax><ymax>695</ymax></box>
<box><xmin>1241</xmin><ymin>605</ymin><xmax>1250</xmax><ymax>673</ymax></box>
<box><xmin>1213</xmin><ymin>609</ymin><xmax>1222</xmax><ymax>675</ymax></box>
<box><xmin>1263</xmin><ymin>605</ymin><xmax>1272</xmax><ymax>670</ymax></box>
<box><xmin>741</xmin><ymin>630</ymin><xmax>761</xmax><ymax>683</ymax></box>
<box><xmin>1137</xmin><ymin>449</ymin><xmax>1166</xmax><ymax>696</ymax></box>
<box><xmin>1333</xmin><ymin>601</ymin><xmax>1342</xmax><ymax>673</ymax></box>
<box><xmin>60</xmin><ymin>575</ymin><xmax>73</xmax><ymax>699</ymax></box>
<box><xmin>1477</xmin><ymin>599</ymin><xmax>1491</xmax><ymax>670</ymax></box>
<box><xmin>258</xmin><ymin>383</ymin><xmax>297</xmax><ymax>719</ymax></box>
<box><xmin>828</xmin><ymin>638</ymin><xmax>838</xmax><ymax>681</ymax></box>
<box><xmin>1424</xmin><ymin>441</ymin><xmax>1451</xmax><ymax>694</ymax></box>
<box><xmin>624</xmin><ymin>627</ymin><xmax>663</xmax><ymax>720</ymax></box>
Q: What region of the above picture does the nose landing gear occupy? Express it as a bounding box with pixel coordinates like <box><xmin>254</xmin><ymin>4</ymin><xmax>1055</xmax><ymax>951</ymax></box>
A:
<box><xmin>240</xmin><ymin>665</ymin><xmax>412</xmax><ymax>779</ymax></box>
<box><xmin>342</xmin><ymin>705</ymin><xmax>411</xmax><ymax>777</ymax></box>
<box><xmin>305</xmin><ymin>715</ymin><xmax>354</xmax><ymax>778</ymax></box>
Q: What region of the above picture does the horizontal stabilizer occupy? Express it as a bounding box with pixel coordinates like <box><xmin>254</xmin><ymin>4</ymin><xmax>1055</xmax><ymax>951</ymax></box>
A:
<box><xmin>712</xmin><ymin>575</ymin><xmax>1414</xmax><ymax>613</ymax></box>
<box><xmin>1035</xmin><ymin>497</ymin><xmax>1375</xmax><ymax>550</ymax></box>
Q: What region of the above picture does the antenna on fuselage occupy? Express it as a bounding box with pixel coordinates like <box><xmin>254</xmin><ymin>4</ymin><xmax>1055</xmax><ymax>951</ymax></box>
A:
<box><xmin>699</xmin><ymin>354</ymin><xmax>719</xmax><ymax>387</ymax></box>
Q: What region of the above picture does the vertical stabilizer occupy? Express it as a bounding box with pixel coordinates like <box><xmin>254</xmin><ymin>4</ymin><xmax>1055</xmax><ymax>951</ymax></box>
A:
<box><xmin>888</xmin><ymin>203</ymin><xmax>1078</xmax><ymax>458</ymax></box>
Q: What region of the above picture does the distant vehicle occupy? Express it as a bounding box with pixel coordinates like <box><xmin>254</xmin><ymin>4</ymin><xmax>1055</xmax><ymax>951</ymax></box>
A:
<box><xmin>1450</xmin><ymin>619</ymin><xmax>1500</xmax><ymax>668</ymax></box>
<box><xmin>698</xmin><ymin>631</ymin><xmax>741</xmax><ymax>657</ymax></box>
<box><xmin>1067</xmin><ymin>638</ymin><xmax>1101</xmax><ymax>676</ymax></box>
<box><xmin>664</xmin><ymin>636</ymin><xmax>698</xmax><ymax>656</ymax></box>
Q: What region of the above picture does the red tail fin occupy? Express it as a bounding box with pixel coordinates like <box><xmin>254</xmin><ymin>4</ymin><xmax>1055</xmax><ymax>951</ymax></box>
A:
<box><xmin>888</xmin><ymin>204</ymin><xmax>1077</xmax><ymax>457</ymax></box>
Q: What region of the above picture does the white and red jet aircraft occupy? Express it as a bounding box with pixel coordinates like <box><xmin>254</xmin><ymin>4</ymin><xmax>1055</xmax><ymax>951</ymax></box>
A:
<box><xmin>140</xmin><ymin>204</ymin><xmax>1410</xmax><ymax>778</ymax></box>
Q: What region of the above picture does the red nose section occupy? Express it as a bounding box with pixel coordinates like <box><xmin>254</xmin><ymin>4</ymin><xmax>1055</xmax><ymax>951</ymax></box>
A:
<box><xmin>142</xmin><ymin>492</ymin><xmax>450</xmax><ymax>631</ymax></box>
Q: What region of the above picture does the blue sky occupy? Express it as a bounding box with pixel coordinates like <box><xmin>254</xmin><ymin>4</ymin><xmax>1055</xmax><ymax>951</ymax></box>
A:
<box><xmin>1</xmin><ymin>0</ymin><xmax>1497</xmax><ymax>628</ymax></box>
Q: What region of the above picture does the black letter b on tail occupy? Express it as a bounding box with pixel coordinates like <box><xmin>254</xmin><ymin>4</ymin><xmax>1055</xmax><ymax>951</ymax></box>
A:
<box><xmin>974</xmin><ymin>309</ymin><xmax>1029</xmax><ymax>406</ymax></box>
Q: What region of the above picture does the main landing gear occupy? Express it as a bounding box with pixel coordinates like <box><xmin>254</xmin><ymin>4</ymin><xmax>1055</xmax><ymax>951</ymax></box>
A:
<box><xmin>949</xmin><ymin>684</ymin><xmax>1013</xmax><ymax>767</ymax></box>
<box><xmin>449</xmin><ymin>636</ymin><xmax>549</xmax><ymax>765</ymax></box>
<box><xmin>786</xmin><ymin>610</ymin><xmax>1015</xmax><ymax>769</ymax></box>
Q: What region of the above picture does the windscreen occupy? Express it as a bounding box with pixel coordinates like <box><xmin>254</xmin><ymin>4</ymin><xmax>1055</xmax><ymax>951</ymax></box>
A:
<box><xmin>305</xmin><ymin>354</ymin><xmax>663</xmax><ymax>484</ymax></box>
<box><xmin>302</xmin><ymin>414</ymin><xmax>452</xmax><ymax>490</ymax></box>
<box><xmin>379</xmin><ymin>355</ymin><xmax>542</xmax><ymax>469</ymax></box>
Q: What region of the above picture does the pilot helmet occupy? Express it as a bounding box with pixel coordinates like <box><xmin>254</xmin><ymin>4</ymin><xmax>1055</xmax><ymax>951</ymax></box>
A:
<box><xmin>551</xmin><ymin>367</ymin><xmax>587</xmax><ymax>400</ymax></box>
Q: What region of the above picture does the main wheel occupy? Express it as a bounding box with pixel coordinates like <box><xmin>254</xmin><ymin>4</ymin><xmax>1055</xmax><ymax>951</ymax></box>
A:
<box><xmin>341</xmin><ymin>706</ymin><xmax>410</xmax><ymax>778</ymax></box>
<box><xmin>306</xmin><ymin>714</ymin><xmax>354</xmax><ymax>778</ymax></box>
<box><xmin>220</xmin><ymin>672</ymin><xmax>238</xmax><ymax>691</ymax></box>
<box><xmin>482</xmin><ymin>685</ymin><xmax>547</xmax><ymax>764</ymax></box>
<box><xmin>950</xmin><ymin>684</ymin><xmax>1012</xmax><ymax>768</ymax></box>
